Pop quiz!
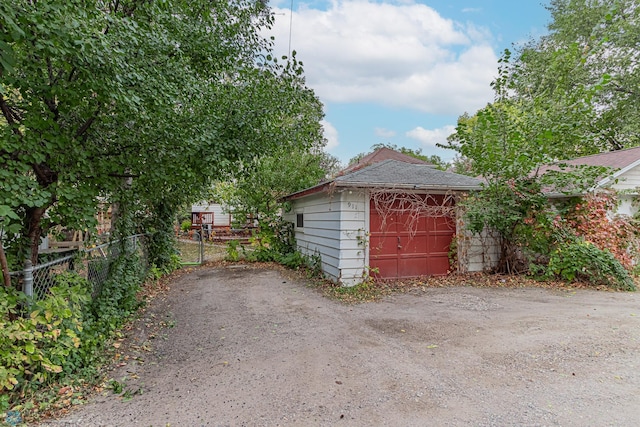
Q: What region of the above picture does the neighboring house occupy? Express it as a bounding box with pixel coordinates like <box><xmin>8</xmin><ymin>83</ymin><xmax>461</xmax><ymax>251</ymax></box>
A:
<box><xmin>191</xmin><ymin>203</ymin><xmax>233</xmax><ymax>230</ymax></box>
<box><xmin>283</xmin><ymin>158</ymin><xmax>490</xmax><ymax>286</ymax></box>
<box><xmin>540</xmin><ymin>146</ymin><xmax>640</xmax><ymax>215</ymax></box>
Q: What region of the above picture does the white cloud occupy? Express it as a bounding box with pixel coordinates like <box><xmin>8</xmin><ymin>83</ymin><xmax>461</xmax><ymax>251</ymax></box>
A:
<box><xmin>406</xmin><ymin>124</ymin><xmax>456</xmax><ymax>148</ymax></box>
<box><xmin>375</xmin><ymin>127</ymin><xmax>396</xmax><ymax>138</ymax></box>
<box><xmin>268</xmin><ymin>0</ymin><xmax>498</xmax><ymax>114</ymax></box>
<box><xmin>321</xmin><ymin>119</ymin><xmax>339</xmax><ymax>150</ymax></box>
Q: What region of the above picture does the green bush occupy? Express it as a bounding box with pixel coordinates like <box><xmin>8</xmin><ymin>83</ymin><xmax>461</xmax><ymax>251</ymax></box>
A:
<box><xmin>546</xmin><ymin>238</ymin><xmax>636</xmax><ymax>291</ymax></box>
<box><xmin>246</xmin><ymin>230</ymin><xmax>278</xmax><ymax>263</ymax></box>
<box><xmin>1</xmin><ymin>237</ymin><xmax>161</xmax><ymax>418</ymax></box>
<box><xmin>225</xmin><ymin>240</ymin><xmax>242</xmax><ymax>262</ymax></box>
<box><xmin>277</xmin><ymin>251</ymin><xmax>307</xmax><ymax>269</ymax></box>
<box><xmin>180</xmin><ymin>220</ymin><xmax>192</xmax><ymax>232</ymax></box>
<box><xmin>0</xmin><ymin>273</ymin><xmax>90</xmax><ymax>411</ymax></box>
<box><xmin>147</xmin><ymin>230</ymin><xmax>180</xmax><ymax>273</ymax></box>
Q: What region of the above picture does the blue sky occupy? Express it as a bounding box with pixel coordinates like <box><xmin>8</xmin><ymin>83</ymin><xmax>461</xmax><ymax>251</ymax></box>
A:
<box><xmin>267</xmin><ymin>1</ymin><xmax>552</xmax><ymax>166</ymax></box>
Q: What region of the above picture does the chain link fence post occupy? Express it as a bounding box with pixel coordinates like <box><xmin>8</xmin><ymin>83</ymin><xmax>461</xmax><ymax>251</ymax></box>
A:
<box><xmin>22</xmin><ymin>259</ymin><xmax>34</xmax><ymax>305</ymax></box>
<box><xmin>200</xmin><ymin>233</ymin><xmax>204</xmax><ymax>264</ymax></box>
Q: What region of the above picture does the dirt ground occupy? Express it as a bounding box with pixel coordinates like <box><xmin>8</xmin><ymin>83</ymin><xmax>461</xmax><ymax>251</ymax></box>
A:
<box><xmin>38</xmin><ymin>265</ymin><xmax>640</xmax><ymax>426</ymax></box>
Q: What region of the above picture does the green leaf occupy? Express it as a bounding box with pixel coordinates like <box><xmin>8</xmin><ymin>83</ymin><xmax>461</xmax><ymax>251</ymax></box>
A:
<box><xmin>24</xmin><ymin>342</ymin><xmax>36</xmax><ymax>354</ymax></box>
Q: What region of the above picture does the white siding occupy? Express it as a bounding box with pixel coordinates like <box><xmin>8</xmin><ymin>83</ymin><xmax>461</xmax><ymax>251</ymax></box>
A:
<box><xmin>617</xmin><ymin>195</ymin><xmax>637</xmax><ymax>217</ymax></box>
<box><xmin>612</xmin><ymin>165</ymin><xmax>640</xmax><ymax>191</ymax></box>
<box><xmin>337</xmin><ymin>190</ymin><xmax>368</xmax><ymax>286</ymax></box>
<box><xmin>456</xmin><ymin>225</ymin><xmax>500</xmax><ymax>273</ymax></box>
<box><xmin>286</xmin><ymin>190</ymin><xmax>367</xmax><ymax>286</ymax></box>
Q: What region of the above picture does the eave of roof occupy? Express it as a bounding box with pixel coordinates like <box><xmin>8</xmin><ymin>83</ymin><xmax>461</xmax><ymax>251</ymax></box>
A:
<box><xmin>597</xmin><ymin>157</ymin><xmax>640</xmax><ymax>188</ymax></box>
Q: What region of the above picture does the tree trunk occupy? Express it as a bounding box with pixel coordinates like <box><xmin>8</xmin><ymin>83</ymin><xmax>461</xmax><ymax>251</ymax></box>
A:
<box><xmin>0</xmin><ymin>241</ymin><xmax>11</xmax><ymax>288</ymax></box>
<box><xmin>26</xmin><ymin>206</ymin><xmax>47</xmax><ymax>265</ymax></box>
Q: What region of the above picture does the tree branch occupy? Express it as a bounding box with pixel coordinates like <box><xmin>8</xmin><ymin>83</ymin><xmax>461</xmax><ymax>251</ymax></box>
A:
<box><xmin>43</xmin><ymin>96</ymin><xmax>59</xmax><ymax>122</ymax></box>
<box><xmin>75</xmin><ymin>106</ymin><xmax>101</xmax><ymax>138</ymax></box>
<box><xmin>0</xmin><ymin>94</ymin><xmax>23</xmax><ymax>137</ymax></box>
<box><xmin>68</xmin><ymin>66</ymin><xmax>78</xmax><ymax>82</ymax></box>
<box><xmin>612</xmin><ymin>83</ymin><xmax>638</xmax><ymax>97</ymax></box>
<box><xmin>108</xmin><ymin>172</ymin><xmax>141</xmax><ymax>178</ymax></box>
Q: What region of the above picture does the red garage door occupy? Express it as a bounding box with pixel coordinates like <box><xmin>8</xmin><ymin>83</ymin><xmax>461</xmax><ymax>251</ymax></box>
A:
<box><xmin>369</xmin><ymin>195</ymin><xmax>455</xmax><ymax>278</ymax></box>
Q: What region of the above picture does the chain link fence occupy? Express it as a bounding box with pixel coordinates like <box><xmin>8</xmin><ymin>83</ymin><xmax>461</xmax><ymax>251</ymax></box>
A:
<box><xmin>176</xmin><ymin>232</ymin><xmax>227</xmax><ymax>265</ymax></box>
<box><xmin>7</xmin><ymin>234</ymin><xmax>149</xmax><ymax>302</ymax></box>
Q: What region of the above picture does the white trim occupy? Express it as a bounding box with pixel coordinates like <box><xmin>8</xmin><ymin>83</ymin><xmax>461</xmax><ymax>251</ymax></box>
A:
<box><xmin>596</xmin><ymin>158</ymin><xmax>640</xmax><ymax>188</ymax></box>
<box><xmin>364</xmin><ymin>189</ymin><xmax>371</xmax><ymax>274</ymax></box>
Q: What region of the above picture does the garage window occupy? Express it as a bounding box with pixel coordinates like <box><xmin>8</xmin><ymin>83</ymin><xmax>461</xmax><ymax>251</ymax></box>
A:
<box><xmin>296</xmin><ymin>213</ymin><xmax>304</xmax><ymax>228</ymax></box>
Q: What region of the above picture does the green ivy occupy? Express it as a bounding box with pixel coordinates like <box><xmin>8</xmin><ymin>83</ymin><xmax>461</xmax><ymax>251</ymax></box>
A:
<box><xmin>84</xmin><ymin>254</ymin><xmax>145</xmax><ymax>346</ymax></box>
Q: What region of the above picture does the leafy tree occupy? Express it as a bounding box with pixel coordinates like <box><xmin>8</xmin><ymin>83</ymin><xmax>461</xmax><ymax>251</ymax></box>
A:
<box><xmin>0</xmin><ymin>0</ymin><xmax>324</xmax><ymax>274</ymax></box>
<box><xmin>540</xmin><ymin>0</ymin><xmax>640</xmax><ymax>150</ymax></box>
<box><xmin>213</xmin><ymin>147</ymin><xmax>339</xmax><ymax>226</ymax></box>
<box><xmin>444</xmin><ymin>0</ymin><xmax>639</xmax><ymax>168</ymax></box>
<box><xmin>445</xmin><ymin>49</ymin><xmax>608</xmax><ymax>273</ymax></box>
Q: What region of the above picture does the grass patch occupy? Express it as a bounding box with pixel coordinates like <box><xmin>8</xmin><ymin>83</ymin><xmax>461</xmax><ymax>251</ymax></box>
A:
<box><xmin>175</xmin><ymin>240</ymin><xmax>227</xmax><ymax>264</ymax></box>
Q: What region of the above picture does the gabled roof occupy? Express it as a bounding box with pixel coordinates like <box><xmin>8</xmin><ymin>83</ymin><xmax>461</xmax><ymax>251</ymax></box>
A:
<box><xmin>537</xmin><ymin>146</ymin><xmax>640</xmax><ymax>189</ymax></box>
<box><xmin>284</xmin><ymin>159</ymin><xmax>482</xmax><ymax>201</ymax></box>
<box><xmin>341</xmin><ymin>147</ymin><xmax>433</xmax><ymax>174</ymax></box>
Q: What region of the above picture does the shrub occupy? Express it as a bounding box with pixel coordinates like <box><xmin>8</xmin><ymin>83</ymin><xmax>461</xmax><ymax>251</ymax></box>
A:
<box><xmin>566</xmin><ymin>193</ymin><xmax>638</xmax><ymax>269</ymax></box>
<box><xmin>0</xmin><ymin>273</ymin><xmax>90</xmax><ymax>411</ymax></box>
<box><xmin>225</xmin><ymin>240</ymin><xmax>242</xmax><ymax>262</ymax></box>
<box><xmin>85</xmin><ymin>254</ymin><xmax>145</xmax><ymax>342</ymax></box>
<box><xmin>277</xmin><ymin>251</ymin><xmax>307</xmax><ymax>270</ymax></box>
<box><xmin>180</xmin><ymin>220</ymin><xmax>192</xmax><ymax>232</ymax></box>
<box><xmin>546</xmin><ymin>238</ymin><xmax>636</xmax><ymax>291</ymax></box>
<box><xmin>147</xmin><ymin>230</ymin><xmax>181</xmax><ymax>273</ymax></box>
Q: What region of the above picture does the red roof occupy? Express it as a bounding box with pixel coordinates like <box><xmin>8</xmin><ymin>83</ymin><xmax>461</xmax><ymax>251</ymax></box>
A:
<box><xmin>341</xmin><ymin>147</ymin><xmax>432</xmax><ymax>174</ymax></box>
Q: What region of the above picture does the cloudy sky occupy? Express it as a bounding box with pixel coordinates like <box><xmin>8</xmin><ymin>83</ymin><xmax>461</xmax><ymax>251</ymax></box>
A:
<box><xmin>267</xmin><ymin>0</ymin><xmax>551</xmax><ymax>165</ymax></box>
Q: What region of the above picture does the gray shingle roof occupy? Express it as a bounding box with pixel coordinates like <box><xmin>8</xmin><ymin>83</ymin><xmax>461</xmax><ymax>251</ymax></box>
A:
<box><xmin>334</xmin><ymin>159</ymin><xmax>482</xmax><ymax>191</ymax></box>
<box><xmin>538</xmin><ymin>146</ymin><xmax>640</xmax><ymax>171</ymax></box>
<box><xmin>282</xmin><ymin>159</ymin><xmax>483</xmax><ymax>201</ymax></box>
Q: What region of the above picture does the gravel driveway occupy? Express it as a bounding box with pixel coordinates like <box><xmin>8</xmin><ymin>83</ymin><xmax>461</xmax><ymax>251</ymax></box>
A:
<box><xmin>40</xmin><ymin>265</ymin><xmax>640</xmax><ymax>426</ymax></box>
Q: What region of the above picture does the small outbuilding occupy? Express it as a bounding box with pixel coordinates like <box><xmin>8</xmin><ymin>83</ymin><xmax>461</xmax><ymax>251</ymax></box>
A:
<box><xmin>283</xmin><ymin>158</ymin><xmax>489</xmax><ymax>286</ymax></box>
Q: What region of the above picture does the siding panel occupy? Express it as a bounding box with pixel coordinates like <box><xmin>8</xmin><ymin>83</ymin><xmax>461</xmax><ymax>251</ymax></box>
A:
<box><xmin>288</xmin><ymin>190</ymin><xmax>368</xmax><ymax>285</ymax></box>
<box><xmin>613</xmin><ymin>166</ymin><xmax>640</xmax><ymax>191</ymax></box>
